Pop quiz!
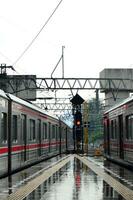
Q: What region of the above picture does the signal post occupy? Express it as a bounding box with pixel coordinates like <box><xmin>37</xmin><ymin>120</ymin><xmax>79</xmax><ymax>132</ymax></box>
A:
<box><xmin>70</xmin><ymin>94</ymin><xmax>84</xmax><ymax>153</ymax></box>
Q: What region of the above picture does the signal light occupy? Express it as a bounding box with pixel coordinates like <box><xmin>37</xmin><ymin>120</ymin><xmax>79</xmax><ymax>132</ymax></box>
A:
<box><xmin>75</xmin><ymin>111</ymin><xmax>82</xmax><ymax>127</ymax></box>
<box><xmin>76</xmin><ymin>120</ymin><xmax>81</xmax><ymax>126</ymax></box>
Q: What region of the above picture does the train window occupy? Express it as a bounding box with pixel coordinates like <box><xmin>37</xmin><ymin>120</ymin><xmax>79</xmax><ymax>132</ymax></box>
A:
<box><xmin>63</xmin><ymin>128</ymin><xmax>65</xmax><ymax>139</ymax></box>
<box><xmin>48</xmin><ymin>122</ymin><xmax>51</xmax><ymax>140</ymax></box>
<box><xmin>37</xmin><ymin>119</ymin><xmax>41</xmax><ymax>140</ymax></box>
<box><xmin>1</xmin><ymin>112</ymin><xmax>7</xmax><ymax>143</ymax></box>
<box><xmin>63</xmin><ymin>128</ymin><xmax>65</xmax><ymax>138</ymax></box>
<box><xmin>52</xmin><ymin>125</ymin><xmax>55</xmax><ymax>138</ymax></box>
<box><xmin>126</xmin><ymin>115</ymin><xmax>133</xmax><ymax>140</ymax></box>
<box><xmin>43</xmin><ymin>123</ymin><xmax>47</xmax><ymax>139</ymax></box>
<box><xmin>12</xmin><ymin>115</ymin><xmax>17</xmax><ymax>142</ymax></box>
<box><xmin>114</xmin><ymin>119</ymin><xmax>117</xmax><ymax>139</ymax></box>
<box><xmin>111</xmin><ymin>120</ymin><xmax>115</xmax><ymax>139</ymax></box>
<box><xmin>56</xmin><ymin>125</ymin><xmax>58</xmax><ymax>140</ymax></box>
<box><xmin>61</xmin><ymin>127</ymin><xmax>64</xmax><ymax>139</ymax></box>
<box><xmin>21</xmin><ymin>114</ymin><xmax>26</xmax><ymax>142</ymax></box>
<box><xmin>111</xmin><ymin>119</ymin><xmax>117</xmax><ymax>139</ymax></box>
<box><xmin>29</xmin><ymin>119</ymin><xmax>36</xmax><ymax>141</ymax></box>
<box><xmin>126</xmin><ymin>116</ymin><xmax>130</xmax><ymax>139</ymax></box>
<box><xmin>64</xmin><ymin>128</ymin><xmax>66</xmax><ymax>139</ymax></box>
<box><xmin>58</xmin><ymin>126</ymin><xmax>60</xmax><ymax>139</ymax></box>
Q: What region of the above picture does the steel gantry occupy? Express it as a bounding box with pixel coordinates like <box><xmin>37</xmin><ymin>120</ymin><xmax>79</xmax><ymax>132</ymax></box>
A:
<box><xmin>35</xmin><ymin>102</ymin><xmax>72</xmax><ymax>111</ymax></box>
<box><xmin>1</xmin><ymin>77</ymin><xmax>133</xmax><ymax>93</ymax></box>
<box><xmin>36</xmin><ymin>77</ymin><xmax>133</xmax><ymax>91</ymax></box>
<box><xmin>0</xmin><ymin>75</ymin><xmax>133</xmax><ymax>115</ymax></box>
<box><xmin>0</xmin><ymin>76</ymin><xmax>133</xmax><ymax>102</ymax></box>
<box><xmin>15</xmin><ymin>77</ymin><xmax>133</xmax><ymax>102</ymax></box>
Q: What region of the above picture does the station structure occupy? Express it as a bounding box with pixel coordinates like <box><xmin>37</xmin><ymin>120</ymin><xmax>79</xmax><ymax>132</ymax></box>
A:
<box><xmin>0</xmin><ymin>65</ymin><xmax>133</xmax><ymax>200</ymax></box>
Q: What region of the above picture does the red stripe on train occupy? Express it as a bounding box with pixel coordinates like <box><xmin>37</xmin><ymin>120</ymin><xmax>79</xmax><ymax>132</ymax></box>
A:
<box><xmin>0</xmin><ymin>147</ymin><xmax>8</xmax><ymax>154</ymax></box>
<box><xmin>0</xmin><ymin>141</ymin><xmax>65</xmax><ymax>154</ymax></box>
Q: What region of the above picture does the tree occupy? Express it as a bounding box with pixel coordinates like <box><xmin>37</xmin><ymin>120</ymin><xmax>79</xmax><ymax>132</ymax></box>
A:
<box><xmin>88</xmin><ymin>98</ymin><xmax>104</xmax><ymax>146</ymax></box>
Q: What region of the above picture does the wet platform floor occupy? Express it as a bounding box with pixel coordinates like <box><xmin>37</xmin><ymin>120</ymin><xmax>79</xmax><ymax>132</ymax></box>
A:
<box><xmin>24</xmin><ymin>157</ymin><xmax>125</xmax><ymax>200</ymax></box>
<box><xmin>0</xmin><ymin>155</ymin><xmax>66</xmax><ymax>200</ymax></box>
<box><xmin>1</xmin><ymin>155</ymin><xmax>133</xmax><ymax>200</ymax></box>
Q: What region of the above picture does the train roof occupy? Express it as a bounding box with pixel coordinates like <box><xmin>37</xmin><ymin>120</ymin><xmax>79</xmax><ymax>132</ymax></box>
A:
<box><xmin>7</xmin><ymin>93</ymin><xmax>58</xmax><ymax>120</ymax></box>
<box><xmin>0</xmin><ymin>89</ymin><xmax>9</xmax><ymax>99</ymax></box>
<box><xmin>104</xmin><ymin>95</ymin><xmax>133</xmax><ymax>114</ymax></box>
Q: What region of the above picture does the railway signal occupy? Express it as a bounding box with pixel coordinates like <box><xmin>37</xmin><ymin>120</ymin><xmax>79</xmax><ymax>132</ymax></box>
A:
<box><xmin>75</xmin><ymin>111</ymin><xmax>82</xmax><ymax>127</ymax></box>
<box><xmin>74</xmin><ymin>111</ymin><xmax>82</xmax><ymax>146</ymax></box>
<box><xmin>71</xmin><ymin>94</ymin><xmax>84</xmax><ymax>153</ymax></box>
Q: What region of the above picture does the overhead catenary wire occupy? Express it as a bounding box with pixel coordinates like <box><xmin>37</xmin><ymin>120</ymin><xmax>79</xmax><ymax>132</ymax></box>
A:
<box><xmin>0</xmin><ymin>50</ymin><xmax>27</xmax><ymax>74</ymax></box>
<box><xmin>13</xmin><ymin>0</ymin><xmax>64</xmax><ymax>67</ymax></box>
<box><xmin>0</xmin><ymin>50</ymin><xmax>13</xmax><ymax>64</ymax></box>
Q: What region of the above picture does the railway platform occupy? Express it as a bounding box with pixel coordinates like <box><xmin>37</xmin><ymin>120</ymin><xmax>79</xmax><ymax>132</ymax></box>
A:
<box><xmin>1</xmin><ymin>154</ymin><xmax>133</xmax><ymax>200</ymax></box>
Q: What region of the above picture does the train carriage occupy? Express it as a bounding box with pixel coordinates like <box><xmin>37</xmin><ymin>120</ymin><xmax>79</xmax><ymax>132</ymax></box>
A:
<box><xmin>0</xmin><ymin>90</ymin><xmax>9</xmax><ymax>175</ymax></box>
<box><xmin>0</xmin><ymin>90</ymin><xmax>72</xmax><ymax>178</ymax></box>
<box><xmin>104</xmin><ymin>96</ymin><xmax>133</xmax><ymax>169</ymax></box>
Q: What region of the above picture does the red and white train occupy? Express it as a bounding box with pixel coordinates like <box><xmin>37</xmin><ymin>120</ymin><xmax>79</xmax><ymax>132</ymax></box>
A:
<box><xmin>0</xmin><ymin>90</ymin><xmax>72</xmax><ymax>178</ymax></box>
<box><xmin>104</xmin><ymin>96</ymin><xmax>133</xmax><ymax>169</ymax></box>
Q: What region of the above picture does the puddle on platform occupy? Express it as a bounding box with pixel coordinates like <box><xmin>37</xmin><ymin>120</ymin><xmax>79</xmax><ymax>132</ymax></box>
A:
<box><xmin>24</xmin><ymin>158</ymin><xmax>125</xmax><ymax>200</ymax></box>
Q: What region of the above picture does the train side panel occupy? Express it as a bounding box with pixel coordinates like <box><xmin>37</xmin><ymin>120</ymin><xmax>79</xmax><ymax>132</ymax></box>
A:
<box><xmin>0</xmin><ymin>93</ymin><xmax>9</xmax><ymax>176</ymax></box>
<box><xmin>0</xmin><ymin>91</ymin><xmax>72</xmax><ymax>177</ymax></box>
<box><xmin>104</xmin><ymin>97</ymin><xmax>133</xmax><ymax>168</ymax></box>
<box><xmin>9</xmin><ymin>98</ymin><xmax>70</xmax><ymax>172</ymax></box>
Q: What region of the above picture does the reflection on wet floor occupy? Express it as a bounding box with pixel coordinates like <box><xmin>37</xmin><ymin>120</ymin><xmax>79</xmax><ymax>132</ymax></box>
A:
<box><xmin>103</xmin><ymin>181</ymin><xmax>124</xmax><ymax>200</ymax></box>
<box><xmin>104</xmin><ymin>160</ymin><xmax>133</xmax><ymax>190</ymax></box>
<box><xmin>87</xmin><ymin>156</ymin><xmax>133</xmax><ymax>190</ymax></box>
<box><xmin>23</xmin><ymin>158</ymin><xmax>125</xmax><ymax>200</ymax></box>
<box><xmin>0</xmin><ymin>155</ymin><xmax>66</xmax><ymax>200</ymax></box>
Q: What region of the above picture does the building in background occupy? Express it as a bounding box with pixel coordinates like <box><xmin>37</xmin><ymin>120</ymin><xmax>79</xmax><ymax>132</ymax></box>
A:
<box><xmin>82</xmin><ymin>96</ymin><xmax>104</xmax><ymax>148</ymax></box>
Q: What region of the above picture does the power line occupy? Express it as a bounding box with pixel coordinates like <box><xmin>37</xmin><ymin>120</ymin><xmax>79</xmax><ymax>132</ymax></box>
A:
<box><xmin>0</xmin><ymin>49</ymin><xmax>28</xmax><ymax>75</ymax></box>
<box><xmin>13</xmin><ymin>0</ymin><xmax>64</xmax><ymax>67</ymax></box>
<box><xmin>0</xmin><ymin>51</ymin><xmax>12</xmax><ymax>63</ymax></box>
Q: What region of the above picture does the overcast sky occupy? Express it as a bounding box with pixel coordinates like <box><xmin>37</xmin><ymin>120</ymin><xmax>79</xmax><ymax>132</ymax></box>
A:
<box><xmin>1</xmin><ymin>0</ymin><xmax>133</xmax><ymax>79</ymax></box>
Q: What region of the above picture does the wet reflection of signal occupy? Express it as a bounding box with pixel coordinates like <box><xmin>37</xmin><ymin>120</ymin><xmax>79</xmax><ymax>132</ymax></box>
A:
<box><xmin>73</xmin><ymin>158</ymin><xmax>82</xmax><ymax>199</ymax></box>
<box><xmin>23</xmin><ymin>158</ymin><xmax>127</xmax><ymax>200</ymax></box>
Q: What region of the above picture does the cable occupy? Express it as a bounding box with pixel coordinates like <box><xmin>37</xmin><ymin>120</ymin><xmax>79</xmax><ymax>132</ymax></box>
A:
<box><xmin>0</xmin><ymin>50</ymin><xmax>18</xmax><ymax>73</ymax></box>
<box><xmin>13</xmin><ymin>0</ymin><xmax>64</xmax><ymax>67</ymax></box>
<box><xmin>0</xmin><ymin>50</ymin><xmax>13</xmax><ymax>64</ymax></box>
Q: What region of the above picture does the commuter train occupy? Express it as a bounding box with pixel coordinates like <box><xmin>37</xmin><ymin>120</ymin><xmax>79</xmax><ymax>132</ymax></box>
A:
<box><xmin>104</xmin><ymin>96</ymin><xmax>133</xmax><ymax>169</ymax></box>
<box><xmin>0</xmin><ymin>90</ymin><xmax>72</xmax><ymax>178</ymax></box>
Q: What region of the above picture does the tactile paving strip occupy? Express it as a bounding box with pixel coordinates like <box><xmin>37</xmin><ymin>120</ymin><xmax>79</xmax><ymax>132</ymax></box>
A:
<box><xmin>75</xmin><ymin>155</ymin><xmax>133</xmax><ymax>200</ymax></box>
<box><xmin>6</xmin><ymin>155</ymin><xmax>72</xmax><ymax>200</ymax></box>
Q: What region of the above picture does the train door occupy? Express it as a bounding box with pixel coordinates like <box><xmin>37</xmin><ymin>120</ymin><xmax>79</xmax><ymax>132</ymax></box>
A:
<box><xmin>118</xmin><ymin>115</ymin><xmax>124</xmax><ymax>159</ymax></box>
<box><xmin>21</xmin><ymin>114</ymin><xmax>27</xmax><ymax>162</ymax></box>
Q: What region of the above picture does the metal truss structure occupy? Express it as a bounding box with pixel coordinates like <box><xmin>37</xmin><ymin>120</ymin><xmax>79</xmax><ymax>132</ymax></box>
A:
<box><xmin>0</xmin><ymin>76</ymin><xmax>133</xmax><ymax>117</ymax></box>
<box><xmin>34</xmin><ymin>102</ymin><xmax>72</xmax><ymax>112</ymax></box>
<box><xmin>2</xmin><ymin>77</ymin><xmax>132</xmax><ymax>102</ymax></box>
<box><xmin>33</xmin><ymin>97</ymin><xmax>73</xmax><ymax>118</ymax></box>
<box><xmin>1</xmin><ymin>77</ymin><xmax>133</xmax><ymax>93</ymax></box>
<box><xmin>36</xmin><ymin>77</ymin><xmax>133</xmax><ymax>91</ymax></box>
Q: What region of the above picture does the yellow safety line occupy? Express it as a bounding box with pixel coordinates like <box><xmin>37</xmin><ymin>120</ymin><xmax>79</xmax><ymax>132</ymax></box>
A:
<box><xmin>6</xmin><ymin>155</ymin><xmax>72</xmax><ymax>200</ymax></box>
<box><xmin>75</xmin><ymin>155</ymin><xmax>133</xmax><ymax>200</ymax></box>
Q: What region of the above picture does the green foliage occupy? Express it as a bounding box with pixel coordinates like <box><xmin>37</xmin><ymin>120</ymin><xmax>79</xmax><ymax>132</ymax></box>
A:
<box><xmin>91</xmin><ymin>131</ymin><xmax>103</xmax><ymax>142</ymax></box>
<box><xmin>87</xmin><ymin>97</ymin><xmax>104</xmax><ymax>143</ymax></box>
